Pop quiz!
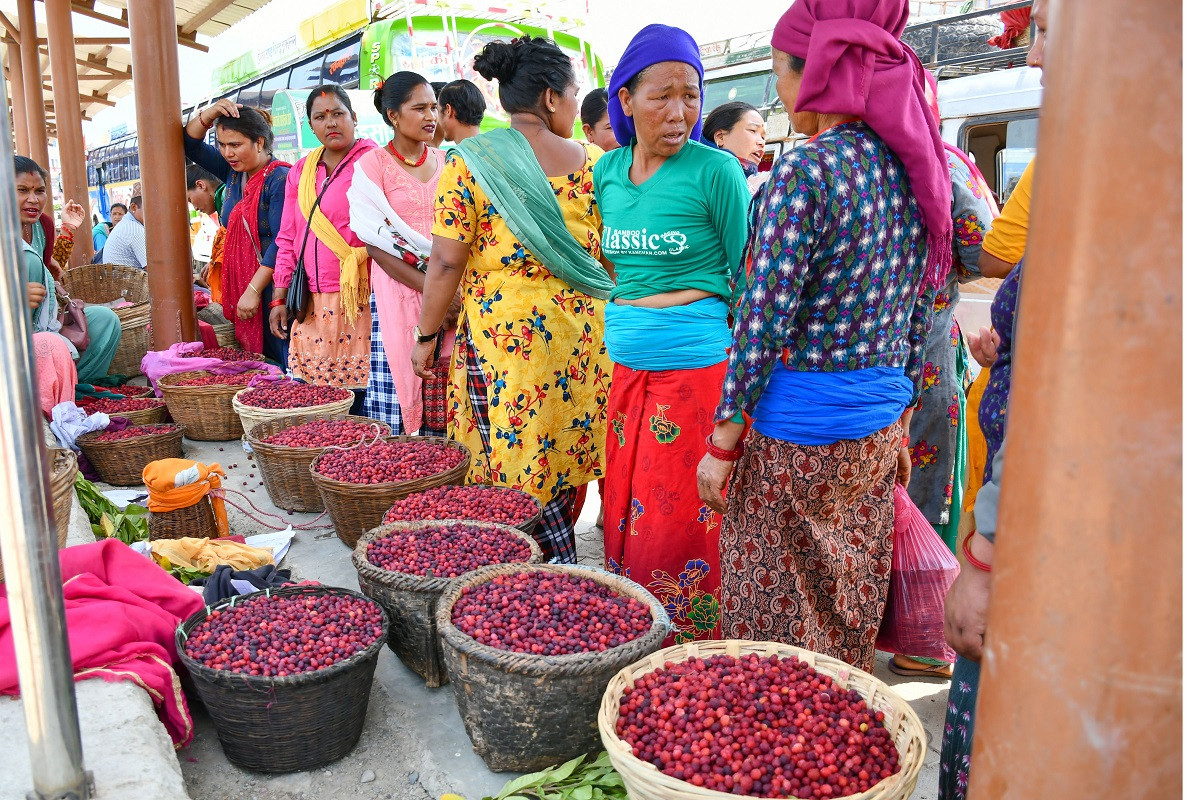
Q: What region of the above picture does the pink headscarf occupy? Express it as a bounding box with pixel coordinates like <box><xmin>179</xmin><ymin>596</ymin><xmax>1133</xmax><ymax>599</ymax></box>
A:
<box><xmin>773</xmin><ymin>0</ymin><xmax>953</xmax><ymax>292</ymax></box>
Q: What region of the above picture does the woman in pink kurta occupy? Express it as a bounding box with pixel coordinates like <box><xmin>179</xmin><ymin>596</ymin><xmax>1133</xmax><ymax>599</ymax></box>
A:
<box><xmin>270</xmin><ymin>87</ymin><xmax>378</xmax><ymax>388</ymax></box>
<box><xmin>351</xmin><ymin>72</ymin><xmax>453</xmax><ymax>435</ymax></box>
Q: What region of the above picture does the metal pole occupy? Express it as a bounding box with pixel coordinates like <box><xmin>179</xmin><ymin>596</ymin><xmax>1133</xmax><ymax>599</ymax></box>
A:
<box><xmin>45</xmin><ymin>0</ymin><xmax>93</xmax><ymax>265</ymax></box>
<box><xmin>0</xmin><ymin>75</ymin><xmax>93</xmax><ymax>800</ymax></box>
<box><xmin>5</xmin><ymin>40</ymin><xmax>29</xmax><ymax>156</ymax></box>
<box><xmin>969</xmin><ymin>0</ymin><xmax>1181</xmax><ymax>796</ymax></box>
<box><xmin>128</xmin><ymin>0</ymin><xmax>197</xmax><ymax>349</ymax></box>
<box><xmin>16</xmin><ymin>0</ymin><xmax>48</xmax><ymax>169</ymax></box>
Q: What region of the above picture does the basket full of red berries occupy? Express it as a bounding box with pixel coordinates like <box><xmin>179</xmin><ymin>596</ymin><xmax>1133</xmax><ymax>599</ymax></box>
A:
<box><xmin>598</xmin><ymin>640</ymin><xmax>927</xmax><ymax>800</ymax></box>
<box><xmin>381</xmin><ymin>484</ymin><xmax>544</xmax><ymax>537</ymax></box>
<box><xmin>84</xmin><ymin>396</ymin><xmax>168</xmax><ymax>426</ymax></box>
<box><xmin>309</xmin><ymin>436</ymin><xmax>471</xmax><ymax>548</ymax></box>
<box><xmin>75</xmin><ymin>423</ymin><xmax>186</xmax><ymax>486</ymax></box>
<box><xmin>175</xmin><ymin>585</ymin><xmax>389</xmax><ymax>773</ymax></box>
<box><xmin>232</xmin><ymin>380</ymin><xmax>355</xmax><ymax>434</ymax></box>
<box><xmin>434</xmin><ymin>563</ymin><xmax>670</xmax><ymax>773</ymax></box>
<box><xmin>247</xmin><ymin>415</ymin><xmax>393</xmax><ymax>512</ymax></box>
<box><xmin>352</xmin><ymin>519</ymin><xmax>542</xmax><ymax>688</ymax></box>
<box><xmin>159</xmin><ymin>369</ymin><xmax>268</xmax><ymax>441</ymax></box>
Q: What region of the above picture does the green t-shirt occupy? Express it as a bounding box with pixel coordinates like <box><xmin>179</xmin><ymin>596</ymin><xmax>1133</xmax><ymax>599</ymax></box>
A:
<box><xmin>594</xmin><ymin>139</ymin><xmax>751</xmax><ymax>303</ymax></box>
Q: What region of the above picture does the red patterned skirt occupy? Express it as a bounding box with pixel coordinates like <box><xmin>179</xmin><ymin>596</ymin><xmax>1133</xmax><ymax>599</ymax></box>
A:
<box><xmin>720</xmin><ymin>424</ymin><xmax>902</xmax><ymax>673</ymax></box>
<box><xmin>603</xmin><ymin>362</ymin><xmax>727</xmax><ymax>645</ymax></box>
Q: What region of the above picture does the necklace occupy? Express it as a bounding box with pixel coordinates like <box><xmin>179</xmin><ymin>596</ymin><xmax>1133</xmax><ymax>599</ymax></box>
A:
<box><xmin>388</xmin><ymin>141</ymin><xmax>428</xmax><ymax>168</ymax></box>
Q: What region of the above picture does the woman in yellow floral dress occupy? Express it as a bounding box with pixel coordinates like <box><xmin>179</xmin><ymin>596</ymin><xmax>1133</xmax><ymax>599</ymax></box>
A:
<box><xmin>411</xmin><ymin>36</ymin><xmax>614</xmax><ymax>563</ymax></box>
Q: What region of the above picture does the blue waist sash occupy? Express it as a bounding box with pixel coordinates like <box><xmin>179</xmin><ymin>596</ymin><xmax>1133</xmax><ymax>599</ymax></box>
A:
<box><xmin>604</xmin><ymin>297</ymin><xmax>730</xmax><ymax>372</ymax></box>
<box><xmin>753</xmin><ymin>365</ymin><xmax>911</xmax><ymax>446</ymax></box>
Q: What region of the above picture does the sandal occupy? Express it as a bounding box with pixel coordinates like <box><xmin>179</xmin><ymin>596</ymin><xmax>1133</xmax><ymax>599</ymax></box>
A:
<box><xmin>887</xmin><ymin>655</ymin><xmax>953</xmax><ymax>680</ymax></box>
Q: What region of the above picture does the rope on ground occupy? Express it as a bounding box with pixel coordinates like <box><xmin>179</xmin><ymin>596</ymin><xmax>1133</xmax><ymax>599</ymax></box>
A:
<box><xmin>216</xmin><ymin>488</ymin><xmax>333</xmax><ymax>531</ymax></box>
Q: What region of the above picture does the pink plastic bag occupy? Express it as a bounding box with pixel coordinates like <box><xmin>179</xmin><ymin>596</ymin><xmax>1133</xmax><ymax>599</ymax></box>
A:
<box><xmin>140</xmin><ymin>341</ymin><xmax>282</xmax><ymax>397</ymax></box>
<box><xmin>875</xmin><ymin>483</ymin><xmax>960</xmax><ymax>662</ymax></box>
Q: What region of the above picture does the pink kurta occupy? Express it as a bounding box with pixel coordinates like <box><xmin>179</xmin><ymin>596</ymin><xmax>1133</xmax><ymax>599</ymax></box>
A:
<box><xmin>356</xmin><ymin>147</ymin><xmax>453</xmax><ymax>433</ymax></box>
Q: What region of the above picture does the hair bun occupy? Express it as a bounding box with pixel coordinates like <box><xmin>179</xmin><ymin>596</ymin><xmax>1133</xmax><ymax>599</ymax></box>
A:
<box><xmin>373</xmin><ymin>86</ymin><xmax>385</xmax><ymax>115</ymax></box>
<box><xmin>474</xmin><ymin>40</ymin><xmax>519</xmax><ymax>83</ymax></box>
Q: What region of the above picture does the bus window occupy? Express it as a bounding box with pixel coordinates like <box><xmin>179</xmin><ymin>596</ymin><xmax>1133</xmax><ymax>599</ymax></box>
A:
<box><xmin>962</xmin><ymin>114</ymin><xmax>1038</xmax><ymax>203</ymax></box>
<box><xmin>322</xmin><ymin>39</ymin><xmax>359</xmax><ymax>86</ymax></box>
<box><xmin>237</xmin><ymin>81</ymin><xmax>263</xmax><ymax>109</ymax></box>
<box><xmin>703</xmin><ymin>71</ymin><xmax>773</xmax><ymax>118</ymax></box>
<box><xmin>259</xmin><ymin>70</ymin><xmax>289</xmax><ymax>108</ymax></box>
<box><xmin>289</xmin><ymin>55</ymin><xmax>324</xmax><ymax>90</ymax></box>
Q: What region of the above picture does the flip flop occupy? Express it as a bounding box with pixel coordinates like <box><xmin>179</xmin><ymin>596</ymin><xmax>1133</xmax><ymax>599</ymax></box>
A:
<box><xmin>887</xmin><ymin>656</ymin><xmax>952</xmax><ymax>680</ymax></box>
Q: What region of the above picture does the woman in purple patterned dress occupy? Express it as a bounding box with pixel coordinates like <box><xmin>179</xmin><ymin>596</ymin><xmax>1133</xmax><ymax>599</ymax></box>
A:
<box><xmin>696</xmin><ymin>0</ymin><xmax>953</xmax><ymax>674</ymax></box>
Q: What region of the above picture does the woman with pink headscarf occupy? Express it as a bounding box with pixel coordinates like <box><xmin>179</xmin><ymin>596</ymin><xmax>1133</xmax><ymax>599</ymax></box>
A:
<box><xmin>696</xmin><ymin>0</ymin><xmax>950</xmax><ymax>673</ymax></box>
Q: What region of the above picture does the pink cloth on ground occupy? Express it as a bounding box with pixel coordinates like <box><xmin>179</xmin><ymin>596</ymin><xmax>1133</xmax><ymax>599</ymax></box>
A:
<box><xmin>141</xmin><ymin>341</ymin><xmax>282</xmax><ymax>396</ymax></box>
<box><xmin>34</xmin><ymin>332</ymin><xmax>78</xmax><ymax>418</ymax></box>
<box><xmin>357</xmin><ymin>147</ymin><xmax>453</xmax><ymax>433</ymax></box>
<box><xmin>0</xmin><ymin>539</ymin><xmax>205</xmax><ymax>746</ymax></box>
<box><xmin>273</xmin><ymin>137</ymin><xmax>378</xmax><ymax>293</ymax></box>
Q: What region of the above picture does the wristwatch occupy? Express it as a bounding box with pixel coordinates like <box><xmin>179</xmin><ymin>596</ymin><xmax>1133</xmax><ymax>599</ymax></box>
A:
<box><xmin>413</xmin><ymin>326</ymin><xmax>438</xmax><ymax>344</ymax></box>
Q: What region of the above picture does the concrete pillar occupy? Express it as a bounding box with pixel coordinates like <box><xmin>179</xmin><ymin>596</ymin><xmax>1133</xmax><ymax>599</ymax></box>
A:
<box><xmin>968</xmin><ymin>0</ymin><xmax>1181</xmax><ymax>798</ymax></box>
<box><xmin>5</xmin><ymin>41</ymin><xmax>28</xmax><ymax>156</ymax></box>
<box><xmin>45</xmin><ymin>0</ymin><xmax>93</xmax><ymax>265</ymax></box>
<box><xmin>16</xmin><ymin>0</ymin><xmax>48</xmax><ymax>169</ymax></box>
<box><xmin>128</xmin><ymin>0</ymin><xmax>197</xmax><ymax>347</ymax></box>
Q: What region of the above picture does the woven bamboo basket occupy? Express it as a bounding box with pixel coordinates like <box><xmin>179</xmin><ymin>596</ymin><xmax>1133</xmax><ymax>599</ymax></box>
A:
<box><xmin>352</xmin><ymin>520</ymin><xmax>542</xmax><ymax>688</ymax></box>
<box><xmin>231</xmin><ymin>387</ymin><xmax>355</xmax><ymax>435</ymax></box>
<box><xmin>60</xmin><ymin>263</ymin><xmax>150</xmax><ymax>308</ymax></box>
<box><xmin>211</xmin><ymin>323</ymin><xmax>237</xmax><ymax>348</ymax></box>
<box><xmin>246</xmin><ymin>414</ymin><xmax>391</xmax><ymax>513</ymax></box>
<box><xmin>598</xmin><ymin>640</ymin><xmax>928</xmax><ymax>800</ymax></box>
<box><xmin>105</xmin><ymin>384</ymin><xmax>154</xmax><ymax>399</ymax></box>
<box><xmin>2</xmin><ymin>449</ymin><xmax>75</xmax><ymax>582</ymax></box>
<box><xmin>76</xmin><ymin>425</ymin><xmax>185</xmax><ymax>486</ymax></box>
<box><xmin>160</xmin><ymin>370</ymin><xmax>263</xmax><ymax>441</ymax></box>
<box><xmin>148</xmin><ymin>495</ymin><xmax>218</xmax><ymax>541</ymax></box>
<box><xmin>97</xmin><ymin>398</ymin><xmax>168</xmax><ymax>427</ymax></box>
<box><xmin>109</xmin><ymin>304</ymin><xmax>151</xmax><ymax>378</ymax></box>
<box><xmin>436</xmin><ymin>563</ymin><xmax>670</xmax><ymax>773</ymax></box>
<box><xmin>175</xmin><ymin>585</ymin><xmax>389</xmax><ymax>773</ymax></box>
<box><xmin>380</xmin><ymin>484</ymin><xmax>545</xmax><ymax>536</ymax></box>
<box><xmin>310</xmin><ymin>436</ymin><xmax>471</xmax><ymax>548</ymax></box>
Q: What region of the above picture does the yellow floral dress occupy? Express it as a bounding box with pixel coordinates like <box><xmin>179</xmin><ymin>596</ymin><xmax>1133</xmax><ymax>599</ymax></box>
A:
<box><xmin>433</xmin><ymin>146</ymin><xmax>611</xmax><ymax>506</ymax></box>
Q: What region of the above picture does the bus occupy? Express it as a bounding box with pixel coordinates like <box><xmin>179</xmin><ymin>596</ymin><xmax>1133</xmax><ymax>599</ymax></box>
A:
<box><xmin>86</xmin><ymin>1</ymin><xmax>604</xmax><ymax>213</ymax></box>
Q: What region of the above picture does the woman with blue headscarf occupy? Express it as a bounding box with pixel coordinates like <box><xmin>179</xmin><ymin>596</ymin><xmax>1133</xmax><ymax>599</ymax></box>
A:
<box><xmin>595</xmin><ymin>24</ymin><xmax>752</xmax><ymax>645</ymax></box>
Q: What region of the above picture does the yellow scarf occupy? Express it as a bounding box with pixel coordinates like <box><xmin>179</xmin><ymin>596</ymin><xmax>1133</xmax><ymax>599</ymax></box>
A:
<box><xmin>298</xmin><ymin>147</ymin><xmax>369</xmax><ymax>323</ymax></box>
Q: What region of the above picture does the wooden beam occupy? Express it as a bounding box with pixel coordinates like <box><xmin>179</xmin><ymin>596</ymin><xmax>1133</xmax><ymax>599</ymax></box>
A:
<box><xmin>76</xmin><ymin>55</ymin><xmax>124</xmax><ymax>76</ymax></box>
<box><xmin>68</xmin><ymin>1</ymin><xmax>209</xmax><ymax>52</ymax></box>
<box><xmin>78</xmin><ymin>72</ymin><xmax>130</xmax><ymax>80</ymax></box>
<box><xmin>0</xmin><ymin>12</ymin><xmax>17</xmax><ymax>39</ymax></box>
<box><xmin>179</xmin><ymin>0</ymin><xmax>238</xmax><ymax>35</ymax></box>
<box><xmin>42</xmin><ymin>88</ymin><xmax>116</xmax><ymax>107</ymax></box>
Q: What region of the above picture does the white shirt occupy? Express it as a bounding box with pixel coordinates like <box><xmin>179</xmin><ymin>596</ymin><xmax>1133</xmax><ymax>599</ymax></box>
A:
<box><xmin>102</xmin><ymin>213</ymin><xmax>147</xmax><ymax>269</ymax></box>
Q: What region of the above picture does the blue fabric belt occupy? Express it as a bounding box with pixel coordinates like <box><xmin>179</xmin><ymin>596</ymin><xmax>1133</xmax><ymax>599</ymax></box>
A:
<box><xmin>604</xmin><ymin>297</ymin><xmax>730</xmax><ymax>372</ymax></box>
<box><xmin>753</xmin><ymin>365</ymin><xmax>911</xmax><ymax>445</ymax></box>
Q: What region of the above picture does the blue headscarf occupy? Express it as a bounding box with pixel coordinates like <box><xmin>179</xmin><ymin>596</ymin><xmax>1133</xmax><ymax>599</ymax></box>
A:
<box><xmin>607</xmin><ymin>24</ymin><xmax>706</xmax><ymax>147</ymax></box>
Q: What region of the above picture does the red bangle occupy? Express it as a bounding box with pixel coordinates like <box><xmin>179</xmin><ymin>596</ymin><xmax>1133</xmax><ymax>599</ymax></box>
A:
<box><xmin>60</xmin><ymin>228</ymin><xmax>73</xmax><ymax>241</ymax></box>
<box><xmin>705</xmin><ymin>433</ymin><xmax>743</xmax><ymax>463</ymax></box>
<box><xmin>901</xmin><ymin>435</ymin><xmax>910</xmax><ymax>448</ymax></box>
<box><xmin>269</xmin><ymin>298</ymin><xmax>286</xmax><ymax>309</ymax></box>
<box><xmin>962</xmin><ymin>530</ymin><xmax>993</xmax><ymax>572</ymax></box>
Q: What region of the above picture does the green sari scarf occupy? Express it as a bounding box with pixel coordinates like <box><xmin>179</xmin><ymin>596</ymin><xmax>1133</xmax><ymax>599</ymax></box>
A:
<box><xmin>449</xmin><ymin>128</ymin><xmax>614</xmax><ymax>300</ymax></box>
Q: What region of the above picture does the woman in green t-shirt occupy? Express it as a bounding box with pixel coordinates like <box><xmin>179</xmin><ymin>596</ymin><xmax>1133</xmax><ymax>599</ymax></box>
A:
<box><xmin>594</xmin><ymin>24</ymin><xmax>751</xmax><ymax>646</ymax></box>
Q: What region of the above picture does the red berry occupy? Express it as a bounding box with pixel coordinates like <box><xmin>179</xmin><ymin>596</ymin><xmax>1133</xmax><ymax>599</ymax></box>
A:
<box><xmin>366</xmin><ymin>522</ymin><xmax>532</xmax><ymax>578</ymax></box>
<box><xmin>91</xmin><ymin>424</ymin><xmax>177</xmax><ymax>443</ymax></box>
<box><xmin>383</xmin><ymin>485</ymin><xmax>539</xmax><ymax>526</ymax></box>
<box><xmin>314</xmin><ymin>440</ymin><xmax>464</xmax><ymax>485</ymax></box>
<box><xmin>175</xmin><ymin>370</ymin><xmax>266</xmax><ymax>387</ymax></box>
<box><xmin>237</xmin><ymin>382</ymin><xmax>352</xmax><ymax>410</ymax></box>
<box><xmin>181</xmin><ymin>347</ymin><xmax>256</xmax><ymax>361</ymax></box>
<box><xmin>263</xmin><ymin>419</ymin><xmax>383</xmax><ymax>448</ymax></box>
<box><xmin>87</xmin><ymin>397</ymin><xmax>165</xmax><ymax>416</ymax></box>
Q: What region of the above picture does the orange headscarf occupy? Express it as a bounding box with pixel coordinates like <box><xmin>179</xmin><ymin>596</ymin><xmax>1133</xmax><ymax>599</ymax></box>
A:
<box><xmin>143</xmin><ymin>459</ymin><xmax>229</xmax><ymax>537</ymax></box>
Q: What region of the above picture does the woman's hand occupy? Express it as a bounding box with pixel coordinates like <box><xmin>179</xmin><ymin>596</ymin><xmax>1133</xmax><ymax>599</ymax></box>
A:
<box><xmin>201</xmin><ymin>99</ymin><xmax>241</xmax><ymax>126</ymax></box>
<box><xmin>944</xmin><ymin>535</ymin><xmax>994</xmax><ymax>661</ymax></box>
<box><xmin>60</xmin><ymin>200</ymin><xmax>85</xmax><ymax>233</ymax></box>
<box><xmin>269</xmin><ymin>304</ymin><xmax>290</xmax><ymax>339</ymax></box>
<box><xmin>411</xmin><ymin>336</ymin><xmax>438</xmax><ymax>380</ymax></box>
<box><xmin>236</xmin><ymin>288</ymin><xmax>261</xmax><ymax>321</ymax></box>
<box><xmin>26</xmin><ymin>282</ymin><xmax>46</xmax><ymax>311</ymax></box>
<box><xmin>697</xmin><ymin>454</ymin><xmax>735</xmax><ymax>514</ymax></box>
<box><xmin>966</xmin><ymin>326</ymin><xmax>1001</xmax><ymax>369</ymax></box>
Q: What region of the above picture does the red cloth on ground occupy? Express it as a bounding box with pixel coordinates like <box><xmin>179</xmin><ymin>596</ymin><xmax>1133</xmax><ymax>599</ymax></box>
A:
<box><xmin>198</xmin><ymin>320</ymin><xmax>219</xmax><ymax>349</ymax></box>
<box><xmin>0</xmin><ymin>539</ymin><xmax>204</xmax><ymax>746</ymax></box>
<box><xmin>603</xmin><ymin>362</ymin><xmax>726</xmax><ymax>646</ymax></box>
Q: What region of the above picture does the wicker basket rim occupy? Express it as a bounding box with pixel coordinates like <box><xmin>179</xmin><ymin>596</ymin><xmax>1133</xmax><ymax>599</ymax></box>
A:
<box><xmin>350</xmin><ymin>519</ymin><xmax>542</xmax><ymax>592</ymax></box>
<box><xmin>434</xmin><ymin>562</ymin><xmax>671</xmax><ymax>675</ymax></box>
<box><xmin>174</xmin><ymin>585</ymin><xmax>390</xmax><ymax>689</ymax></box>
<box><xmin>76</xmin><ymin>425</ymin><xmax>186</xmax><ymax>448</ymax></box>
<box><xmin>247</xmin><ymin>415</ymin><xmax>393</xmax><ymax>455</ymax></box>
<box><xmin>379</xmin><ymin>483</ymin><xmax>545</xmax><ymax>530</ymax></box>
<box><xmin>50</xmin><ymin>448</ymin><xmax>77</xmax><ymax>480</ymax></box>
<box><xmin>597</xmin><ymin>639</ymin><xmax>928</xmax><ymax>800</ymax></box>
<box><xmin>308</xmin><ymin>436</ymin><xmax>472</xmax><ymax>491</ymax></box>
<box><xmin>232</xmin><ymin>385</ymin><xmax>355</xmax><ymax>410</ymax></box>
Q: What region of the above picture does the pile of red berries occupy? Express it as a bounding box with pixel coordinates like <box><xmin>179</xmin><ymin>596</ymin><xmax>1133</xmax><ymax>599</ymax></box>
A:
<box><xmin>383</xmin><ymin>484</ymin><xmax>539</xmax><ymax>526</ymax></box>
<box><xmin>92</xmin><ymin>424</ymin><xmax>178</xmax><ymax>443</ymax></box>
<box><xmin>103</xmin><ymin>384</ymin><xmax>152</xmax><ymax>397</ymax></box>
<box><xmin>264</xmin><ymin>419</ymin><xmax>382</xmax><ymax>448</ymax></box>
<box><xmin>182</xmin><ymin>592</ymin><xmax>384</xmax><ymax>678</ymax></box>
<box><xmin>615</xmin><ymin>653</ymin><xmax>901</xmax><ymax>798</ymax></box>
<box><xmin>88</xmin><ymin>397</ymin><xmax>165</xmax><ymax>416</ymax></box>
<box><xmin>452</xmin><ymin>571</ymin><xmax>653</xmax><ymax>655</ymax></box>
<box><xmin>237</xmin><ymin>383</ymin><xmax>352</xmax><ymax>410</ymax></box>
<box><xmin>366</xmin><ymin>522</ymin><xmax>532</xmax><ymax>578</ymax></box>
<box><xmin>182</xmin><ymin>347</ymin><xmax>254</xmax><ymax>361</ymax></box>
<box><xmin>314</xmin><ymin>440</ymin><xmax>464</xmax><ymax>484</ymax></box>
<box><xmin>175</xmin><ymin>371</ymin><xmax>265</xmax><ymax>387</ymax></box>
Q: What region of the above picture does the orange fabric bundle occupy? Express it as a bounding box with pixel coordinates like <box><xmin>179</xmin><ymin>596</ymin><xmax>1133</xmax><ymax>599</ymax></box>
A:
<box><xmin>142</xmin><ymin>458</ymin><xmax>229</xmax><ymax>537</ymax></box>
<box><xmin>208</xmin><ymin>226</ymin><xmax>225</xmax><ymax>305</ymax></box>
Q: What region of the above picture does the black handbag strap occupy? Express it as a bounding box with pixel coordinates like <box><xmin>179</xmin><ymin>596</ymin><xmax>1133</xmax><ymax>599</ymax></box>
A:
<box><xmin>294</xmin><ymin>154</ymin><xmax>354</xmax><ymax>287</ymax></box>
